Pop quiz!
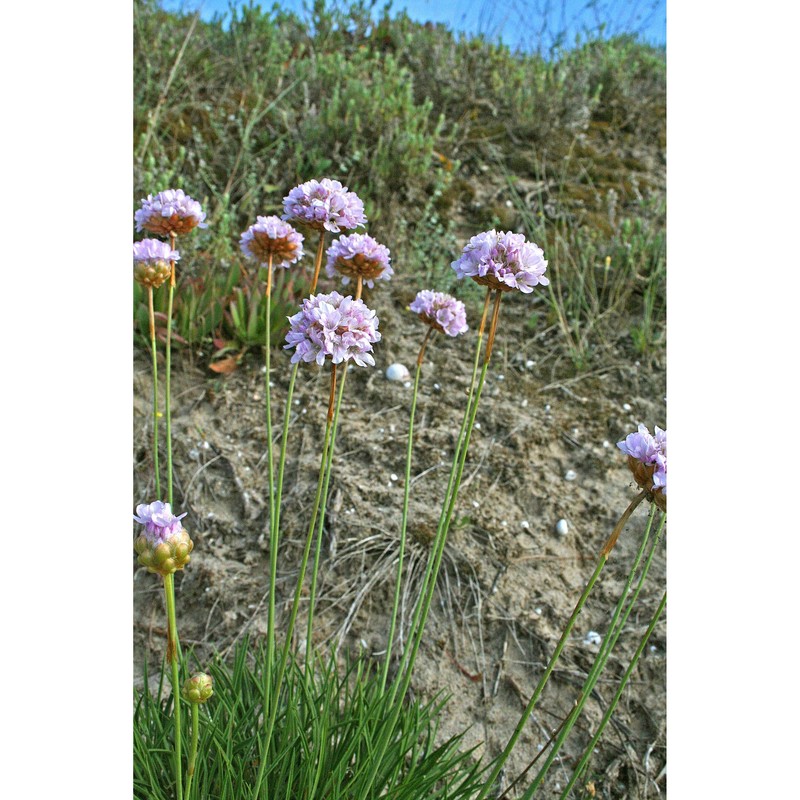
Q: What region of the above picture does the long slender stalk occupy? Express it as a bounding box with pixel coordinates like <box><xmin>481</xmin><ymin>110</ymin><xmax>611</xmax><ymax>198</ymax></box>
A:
<box><xmin>379</xmin><ymin>327</ymin><xmax>432</xmax><ymax>693</ymax></box>
<box><xmin>264</xmin><ymin>233</ymin><xmax>325</xmax><ymax>723</ymax></box>
<box><xmin>359</xmin><ymin>292</ymin><xmax>494</xmax><ymax>799</ymax></box>
<box><xmin>165</xmin><ymin>232</ymin><xmax>177</xmax><ymax>505</ymax></box>
<box><xmin>184</xmin><ymin>703</ymin><xmax>199</xmax><ymax>800</ymax></box>
<box><xmin>251</xmin><ymin>370</ymin><xmax>337</xmax><ymax>800</ymax></box>
<box><xmin>147</xmin><ymin>286</ymin><xmax>161</xmax><ymax>499</ymax></box>
<box><xmin>304</xmin><ymin>363</ymin><xmax>343</xmax><ymax>670</ymax></box>
<box><xmin>522</xmin><ymin>505</ymin><xmax>662</xmax><ymax>797</ymax></box>
<box><xmin>389</xmin><ymin>288</ymin><xmax>492</xmax><ymax>705</ymax></box>
<box><xmin>474</xmin><ymin>489</ymin><xmax>648</xmax><ymax>800</ymax></box>
<box><xmin>163</xmin><ymin>573</ymin><xmax>183</xmax><ymax>800</ymax></box>
<box><xmin>560</xmin><ymin>591</ymin><xmax>667</xmax><ymax>798</ymax></box>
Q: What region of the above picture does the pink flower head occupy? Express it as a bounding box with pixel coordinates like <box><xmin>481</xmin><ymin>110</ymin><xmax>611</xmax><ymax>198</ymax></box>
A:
<box><xmin>409</xmin><ymin>290</ymin><xmax>468</xmax><ymax>337</ymax></box>
<box><xmin>325</xmin><ymin>233</ymin><xmax>392</xmax><ymax>288</ymax></box>
<box><xmin>617</xmin><ymin>424</ymin><xmax>667</xmax><ymax>499</ymax></box>
<box><xmin>133</xmin><ymin>501</ymin><xmax>188</xmax><ymax>545</ymax></box>
<box><xmin>282</xmin><ymin>179</ymin><xmax>367</xmax><ymax>233</ymax></box>
<box><xmin>135</xmin><ymin>189</ymin><xmax>208</xmax><ymax>236</ymax></box>
<box><xmin>240</xmin><ymin>216</ymin><xmax>304</xmax><ymax>268</ymax></box>
<box><xmin>451</xmin><ymin>230</ymin><xmax>549</xmax><ymax>293</ymax></box>
<box><xmin>284</xmin><ymin>291</ymin><xmax>380</xmax><ymax>367</ymax></box>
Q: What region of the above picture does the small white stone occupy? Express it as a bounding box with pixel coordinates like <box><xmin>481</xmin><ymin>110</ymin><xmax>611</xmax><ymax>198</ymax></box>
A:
<box><xmin>386</xmin><ymin>363</ymin><xmax>410</xmax><ymax>382</ymax></box>
<box><xmin>571</xmin><ymin>427</ymin><xmax>579</xmax><ymax>437</ymax></box>
<box><xmin>301</xmin><ymin>408</ymin><xmax>307</xmax><ymax>415</ymax></box>
<box><xmin>294</xmin><ymin>399</ymin><xmax>301</xmax><ymax>405</ymax></box>
<box><xmin>564</xmin><ymin>470</ymin><xmax>577</xmax><ymax>481</ymax></box>
<box><xmin>521</xmin><ymin>398</ymin><xmax>528</xmax><ymax>408</ymax></box>
<box><xmin>497</xmin><ymin>373</ymin><xmax>505</xmax><ymax>381</ymax></box>
<box><xmin>535</xmin><ymin>606</ymin><xmax>542</xmax><ymax>615</ymax></box>
<box><xmin>433</xmin><ymin>383</ymin><xmax>441</xmax><ymax>391</ymax></box>
<box><xmin>584</xmin><ymin>631</ymin><xmax>602</xmax><ymax>646</ymax></box>
<box><xmin>520</xmin><ymin>520</ymin><xmax>530</xmax><ymax>530</ymax></box>
<box><xmin>602</xmin><ymin>440</ymin><xmax>610</xmax><ymax>448</ymax></box>
<box><xmin>555</xmin><ymin>518</ymin><xmax>569</xmax><ymax>536</ymax></box>
<box><xmin>525</xmin><ymin>359</ymin><xmax>535</xmax><ymax>369</ymax></box>
<box><xmin>474</xmin><ymin>422</ymin><xmax>481</xmax><ymax>429</ymax></box>
<box><xmin>188</xmin><ymin>448</ymin><xmax>200</xmax><ymax>460</ymax></box>
<box><xmin>390</xmin><ymin>473</ymin><xmax>398</xmax><ymax>482</ymax></box>
<box><xmin>623</xmin><ymin>403</ymin><xmax>632</xmax><ymax>411</ymax></box>
<box><xmin>472</xmin><ymin>500</ymin><xmax>480</xmax><ymax>508</ymax></box>
<box><xmin>403</xmin><ymin>381</ymin><xmax>412</xmax><ymax>388</ymax></box>
<box><xmin>261</xmin><ymin>365</ymin><xmax>267</xmax><ymax>374</ymax></box>
<box><xmin>201</xmin><ymin>441</ymin><xmax>210</xmax><ymax>450</ymax></box>
<box><xmin>650</xmin><ymin>645</ymin><xmax>657</xmax><ymax>653</ymax></box>
<box><xmin>544</xmin><ymin>404</ymin><xmax>551</xmax><ymax>412</ymax></box>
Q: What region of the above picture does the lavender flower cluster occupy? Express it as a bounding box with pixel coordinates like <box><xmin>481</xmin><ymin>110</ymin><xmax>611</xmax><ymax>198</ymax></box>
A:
<box><xmin>409</xmin><ymin>290</ymin><xmax>468</xmax><ymax>337</ymax></box>
<box><xmin>133</xmin><ymin>239</ymin><xmax>180</xmax><ymax>288</ymax></box>
<box><xmin>284</xmin><ymin>292</ymin><xmax>381</xmax><ymax>367</ymax></box>
<box><xmin>451</xmin><ymin>230</ymin><xmax>549</xmax><ymax>293</ymax></box>
<box><xmin>240</xmin><ymin>215</ymin><xmax>305</xmax><ymax>268</ymax></box>
<box><xmin>282</xmin><ymin>179</ymin><xmax>366</xmax><ymax>233</ymax></box>
<box><xmin>326</xmin><ymin>233</ymin><xmax>393</xmax><ymax>288</ymax></box>
<box><xmin>135</xmin><ymin>189</ymin><xmax>208</xmax><ymax>236</ymax></box>
<box><xmin>133</xmin><ymin>501</ymin><xmax>188</xmax><ymax>545</ymax></box>
<box><xmin>617</xmin><ymin>424</ymin><xmax>667</xmax><ymax>495</ymax></box>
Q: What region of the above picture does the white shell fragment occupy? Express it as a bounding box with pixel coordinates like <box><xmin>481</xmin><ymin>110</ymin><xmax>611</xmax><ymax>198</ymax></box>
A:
<box><xmin>564</xmin><ymin>469</ymin><xmax>577</xmax><ymax>481</ymax></box>
<box><xmin>555</xmin><ymin>518</ymin><xmax>569</xmax><ymax>536</ymax></box>
<box><xmin>386</xmin><ymin>363</ymin><xmax>410</xmax><ymax>382</ymax></box>
<box><xmin>584</xmin><ymin>631</ymin><xmax>602</xmax><ymax>646</ymax></box>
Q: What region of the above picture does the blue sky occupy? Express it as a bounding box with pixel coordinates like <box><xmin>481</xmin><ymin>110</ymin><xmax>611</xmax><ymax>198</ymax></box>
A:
<box><xmin>159</xmin><ymin>0</ymin><xmax>666</xmax><ymax>51</ymax></box>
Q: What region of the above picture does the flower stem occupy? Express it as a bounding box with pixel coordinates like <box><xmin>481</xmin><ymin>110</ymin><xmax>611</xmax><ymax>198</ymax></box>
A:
<box><xmin>148</xmin><ymin>286</ymin><xmax>161</xmax><ymax>500</ymax></box>
<box><xmin>474</xmin><ymin>490</ymin><xmax>648</xmax><ymax>800</ymax></box>
<box><xmin>305</xmin><ymin>362</ymin><xmax>345</xmax><ymax>675</ymax></box>
<box><xmin>184</xmin><ymin>703</ymin><xmax>199</xmax><ymax>800</ymax></box>
<box><xmin>251</xmin><ymin>381</ymin><xmax>337</xmax><ymax>800</ymax></box>
<box><xmin>310</xmin><ymin>231</ymin><xmax>326</xmax><ymax>293</ymax></box>
<box><xmin>166</xmin><ymin>232</ymin><xmax>177</xmax><ymax>505</ymax></box>
<box><xmin>522</xmin><ymin>505</ymin><xmax>663</xmax><ymax>797</ymax></box>
<box><xmin>389</xmin><ymin>288</ymin><xmax>491</xmax><ymax>705</ymax></box>
<box><xmin>560</xmin><ymin>590</ymin><xmax>667</xmax><ymax>798</ymax></box>
<box><xmin>380</xmin><ymin>327</ymin><xmax>433</xmax><ymax>694</ymax></box>
<box><xmin>163</xmin><ymin>573</ymin><xmax>183</xmax><ymax>800</ymax></box>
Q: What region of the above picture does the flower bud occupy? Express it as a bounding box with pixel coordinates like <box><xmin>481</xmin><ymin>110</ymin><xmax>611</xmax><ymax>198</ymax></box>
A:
<box><xmin>133</xmin><ymin>501</ymin><xmax>194</xmax><ymax>576</ymax></box>
<box><xmin>182</xmin><ymin>673</ymin><xmax>213</xmax><ymax>704</ymax></box>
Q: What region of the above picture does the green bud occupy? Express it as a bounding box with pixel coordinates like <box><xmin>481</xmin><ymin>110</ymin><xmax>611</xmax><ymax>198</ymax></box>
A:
<box><xmin>182</xmin><ymin>673</ymin><xmax>213</xmax><ymax>704</ymax></box>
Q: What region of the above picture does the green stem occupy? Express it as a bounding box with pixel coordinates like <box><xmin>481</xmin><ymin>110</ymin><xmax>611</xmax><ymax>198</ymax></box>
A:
<box><xmin>265</xmin><ymin>360</ymin><xmax>300</xmax><ymax>719</ymax></box>
<box><xmin>522</xmin><ymin>506</ymin><xmax>663</xmax><ymax>797</ymax></box>
<box><xmin>389</xmin><ymin>288</ymin><xmax>492</xmax><ymax>705</ymax></box>
<box><xmin>164</xmin><ymin>573</ymin><xmax>183</xmax><ymax>800</ymax></box>
<box><xmin>251</xmin><ymin>383</ymin><xmax>336</xmax><ymax>800</ymax></box>
<box><xmin>380</xmin><ymin>328</ymin><xmax>432</xmax><ymax>693</ymax></box>
<box><xmin>359</xmin><ymin>293</ymin><xmax>495</xmax><ymax>799</ymax></box>
<box><xmin>475</xmin><ymin>490</ymin><xmax>648</xmax><ymax>800</ymax></box>
<box><xmin>305</xmin><ymin>362</ymin><xmax>345</xmax><ymax>676</ymax></box>
<box><xmin>184</xmin><ymin>703</ymin><xmax>199</xmax><ymax>800</ymax></box>
<box><xmin>560</xmin><ymin>591</ymin><xmax>667</xmax><ymax>799</ymax></box>
<box><xmin>148</xmin><ymin>286</ymin><xmax>161</xmax><ymax>500</ymax></box>
<box><xmin>166</xmin><ymin>234</ymin><xmax>177</xmax><ymax>506</ymax></box>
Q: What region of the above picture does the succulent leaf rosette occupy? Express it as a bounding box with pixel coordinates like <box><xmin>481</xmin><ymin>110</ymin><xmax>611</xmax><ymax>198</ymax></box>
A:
<box><xmin>451</xmin><ymin>230</ymin><xmax>549</xmax><ymax>293</ymax></box>
<box><xmin>409</xmin><ymin>290</ymin><xmax>468</xmax><ymax>337</ymax></box>
<box><xmin>617</xmin><ymin>424</ymin><xmax>667</xmax><ymax>511</ymax></box>
<box><xmin>282</xmin><ymin>179</ymin><xmax>366</xmax><ymax>233</ymax></box>
<box><xmin>135</xmin><ymin>189</ymin><xmax>208</xmax><ymax>236</ymax></box>
<box><xmin>133</xmin><ymin>239</ymin><xmax>180</xmax><ymax>289</ymax></box>
<box><xmin>133</xmin><ymin>501</ymin><xmax>194</xmax><ymax>576</ymax></box>
<box><xmin>284</xmin><ymin>291</ymin><xmax>380</xmax><ymax>367</ymax></box>
<box><xmin>325</xmin><ymin>233</ymin><xmax>392</xmax><ymax>288</ymax></box>
<box><xmin>239</xmin><ymin>216</ymin><xmax>304</xmax><ymax>267</ymax></box>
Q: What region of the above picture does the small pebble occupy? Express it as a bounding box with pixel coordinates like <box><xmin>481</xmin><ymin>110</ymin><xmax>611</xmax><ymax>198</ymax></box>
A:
<box><xmin>472</xmin><ymin>500</ymin><xmax>480</xmax><ymax>508</ymax></box>
<box><xmin>520</xmin><ymin>520</ymin><xmax>530</xmax><ymax>530</ymax></box>
<box><xmin>390</xmin><ymin>473</ymin><xmax>398</xmax><ymax>482</ymax></box>
<box><xmin>403</xmin><ymin>381</ymin><xmax>412</xmax><ymax>388</ymax></box>
<box><xmin>623</xmin><ymin>403</ymin><xmax>632</xmax><ymax>411</ymax></box>
<box><xmin>584</xmin><ymin>631</ymin><xmax>602</xmax><ymax>646</ymax></box>
<box><xmin>433</xmin><ymin>382</ymin><xmax>441</xmax><ymax>391</ymax></box>
<box><xmin>294</xmin><ymin>399</ymin><xmax>300</xmax><ymax>405</ymax></box>
<box><xmin>564</xmin><ymin>469</ymin><xmax>577</xmax><ymax>481</ymax></box>
<box><xmin>188</xmin><ymin>448</ymin><xmax>200</xmax><ymax>461</ymax></box>
<box><xmin>525</xmin><ymin>359</ymin><xmax>535</xmax><ymax>369</ymax></box>
<box><xmin>386</xmin><ymin>363</ymin><xmax>410</xmax><ymax>382</ymax></box>
<box><xmin>602</xmin><ymin>440</ymin><xmax>610</xmax><ymax>448</ymax></box>
<box><xmin>650</xmin><ymin>645</ymin><xmax>657</xmax><ymax>653</ymax></box>
<box><xmin>555</xmin><ymin>518</ymin><xmax>569</xmax><ymax>536</ymax></box>
<box><xmin>501</xmin><ymin>520</ymin><xmax>507</xmax><ymax>526</ymax></box>
<box><xmin>474</xmin><ymin>422</ymin><xmax>481</xmax><ymax>429</ymax></box>
<box><xmin>521</xmin><ymin>398</ymin><xmax>528</xmax><ymax>408</ymax></box>
<box><xmin>544</xmin><ymin>404</ymin><xmax>551</xmax><ymax>412</ymax></box>
<box><xmin>497</xmin><ymin>373</ymin><xmax>505</xmax><ymax>381</ymax></box>
<box><xmin>535</xmin><ymin>607</ymin><xmax>542</xmax><ymax>615</ymax></box>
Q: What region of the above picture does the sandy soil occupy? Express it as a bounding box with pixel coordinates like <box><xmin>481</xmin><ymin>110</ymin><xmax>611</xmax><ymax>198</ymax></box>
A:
<box><xmin>134</xmin><ymin>271</ymin><xmax>666</xmax><ymax>799</ymax></box>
